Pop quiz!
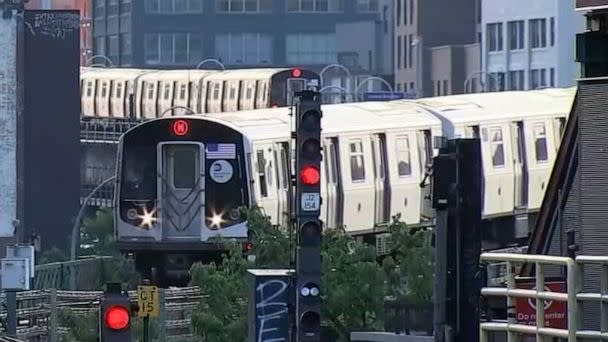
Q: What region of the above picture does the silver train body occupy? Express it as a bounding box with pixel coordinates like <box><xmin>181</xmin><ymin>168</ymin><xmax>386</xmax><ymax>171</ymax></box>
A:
<box><xmin>80</xmin><ymin>67</ymin><xmax>320</xmax><ymax>120</ymax></box>
<box><xmin>114</xmin><ymin>87</ymin><xmax>575</xmax><ymax>279</ymax></box>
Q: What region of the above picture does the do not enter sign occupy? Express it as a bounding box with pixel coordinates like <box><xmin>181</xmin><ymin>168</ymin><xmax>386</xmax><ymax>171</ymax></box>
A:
<box><xmin>515</xmin><ymin>280</ymin><xmax>566</xmax><ymax>328</ymax></box>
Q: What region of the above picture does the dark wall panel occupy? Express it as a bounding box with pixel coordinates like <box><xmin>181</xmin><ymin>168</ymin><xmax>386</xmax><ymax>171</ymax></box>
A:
<box><xmin>23</xmin><ymin>10</ymin><xmax>80</xmax><ymax>251</ymax></box>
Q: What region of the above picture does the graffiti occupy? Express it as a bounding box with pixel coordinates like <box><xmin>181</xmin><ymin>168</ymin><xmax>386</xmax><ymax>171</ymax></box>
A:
<box><xmin>27</xmin><ymin>12</ymin><xmax>79</xmax><ymax>39</ymax></box>
<box><xmin>256</xmin><ymin>279</ymin><xmax>289</xmax><ymax>342</ymax></box>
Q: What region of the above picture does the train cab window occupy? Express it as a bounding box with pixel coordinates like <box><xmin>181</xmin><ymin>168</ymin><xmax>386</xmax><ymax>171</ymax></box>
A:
<box><xmin>179</xmin><ymin>84</ymin><xmax>187</xmax><ymax>100</ymax></box>
<box><xmin>256</xmin><ymin>150</ymin><xmax>268</xmax><ymax>197</ymax></box>
<box><xmin>86</xmin><ymin>82</ymin><xmax>93</xmax><ymax>97</ymax></box>
<box><xmin>213</xmin><ymin>83</ymin><xmax>220</xmax><ymax>100</ymax></box>
<box><xmin>490</xmin><ymin>128</ymin><xmax>505</xmax><ymax>167</ymax></box>
<box><xmin>534</xmin><ymin>123</ymin><xmax>548</xmax><ymax>162</ymax></box>
<box><xmin>395</xmin><ymin>136</ymin><xmax>412</xmax><ymax>177</ymax></box>
<box><xmin>349</xmin><ymin>140</ymin><xmax>366</xmax><ymax>182</ymax></box>
<box><xmin>173</xmin><ymin>148</ymin><xmax>196</xmax><ymax>189</ymax></box>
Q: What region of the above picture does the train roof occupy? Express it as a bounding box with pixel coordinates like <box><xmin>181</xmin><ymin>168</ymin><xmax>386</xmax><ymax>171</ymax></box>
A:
<box><xmin>202</xmin><ymin>68</ymin><xmax>292</xmax><ymax>81</ymax></box>
<box><xmin>135</xmin><ymin>69</ymin><xmax>219</xmax><ymax>81</ymax></box>
<box><xmin>206</xmin><ymin>100</ymin><xmax>442</xmax><ymax>141</ymax></box>
<box><xmin>411</xmin><ymin>87</ymin><xmax>576</xmax><ymax>125</ymax></box>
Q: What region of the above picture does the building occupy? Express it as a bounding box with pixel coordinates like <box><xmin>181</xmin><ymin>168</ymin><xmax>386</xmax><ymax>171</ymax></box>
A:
<box><xmin>393</xmin><ymin>0</ymin><xmax>478</xmax><ymax>98</ymax></box>
<box><xmin>481</xmin><ymin>0</ymin><xmax>585</xmax><ymax>91</ymax></box>
<box><xmin>92</xmin><ymin>0</ymin><xmax>393</xmax><ymax>95</ymax></box>
<box><xmin>26</xmin><ymin>0</ymin><xmax>93</xmax><ymax>66</ymax></box>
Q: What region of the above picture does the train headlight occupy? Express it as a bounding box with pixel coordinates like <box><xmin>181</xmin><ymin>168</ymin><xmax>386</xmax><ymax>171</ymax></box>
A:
<box><xmin>137</xmin><ymin>207</ymin><xmax>157</xmax><ymax>229</ymax></box>
<box><xmin>208</xmin><ymin>211</ymin><xmax>226</xmax><ymax>229</ymax></box>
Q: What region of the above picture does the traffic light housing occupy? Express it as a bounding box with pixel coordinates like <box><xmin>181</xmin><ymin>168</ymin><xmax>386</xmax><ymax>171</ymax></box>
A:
<box><xmin>100</xmin><ymin>283</ymin><xmax>132</xmax><ymax>342</ymax></box>
<box><xmin>294</xmin><ymin>90</ymin><xmax>322</xmax><ymax>341</ymax></box>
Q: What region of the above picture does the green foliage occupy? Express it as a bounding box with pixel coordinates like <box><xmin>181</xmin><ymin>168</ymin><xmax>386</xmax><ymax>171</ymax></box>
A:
<box><xmin>59</xmin><ymin>310</ymin><xmax>98</xmax><ymax>341</ymax></box>
<box><xmin>38</xmin><ymin>247</ymin><xmax>69</xmax><ymax>264</ymax></box>
<box><xmin>80</xmin><ymin>207</ymin><xmax>117</xmax><ymax>257</ymax></box>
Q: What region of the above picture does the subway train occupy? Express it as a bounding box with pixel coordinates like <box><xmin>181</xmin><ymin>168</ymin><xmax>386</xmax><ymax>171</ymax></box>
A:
<box><xmin>114</xmin><ymin>86</ymin><xmax>576</xmax><ymax>282</ymax></box>
<box><xmin>80</xmin><ymin>67</ymin><xmax>320</xmax><ymax>120</ymax></box>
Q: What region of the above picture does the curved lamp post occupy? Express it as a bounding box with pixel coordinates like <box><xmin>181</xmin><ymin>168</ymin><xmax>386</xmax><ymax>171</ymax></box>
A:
<box><xmin>319</xmin><ymin>85</ymin><xmax>355</xmax><ymax>103</ymax></box>
<box><xmin>319</xmin><ymin>63</ymin><xmax>353</xmax><ymax>89</ymax></box>
<box><xmin>464</xmin><ymin>71</ymin><xmax>500</xmax><ymax>93</ymax></box>
<box><xmin>85</xmin><ymin>54</ymin><xmax>114</xmax><ymax>67</ymax></box>
<box><xmin>196</xmin><ymin>59</ymin><xmax>226</xmax><ymax>71</ymax></box>
<box><xmin>355</xmin><ymin>76</ymin><xmax>394</xmax><ymax>101</ymax></box>
<box><xmin>70</xmin><ymin>176</ymin><xmax>116</xmax><ymax>261</ymax></box>
<box><xmin>160</xmin><ymin>106</ymin><xmax>195</xmax><ymax>118</ymax></box>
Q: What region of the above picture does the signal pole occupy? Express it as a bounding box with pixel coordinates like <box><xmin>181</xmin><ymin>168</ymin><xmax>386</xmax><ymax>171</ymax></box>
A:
<box><xmin>293</xmin><ymin>90</ymin><xmax>323</xmax><ymax>341</ymax></box>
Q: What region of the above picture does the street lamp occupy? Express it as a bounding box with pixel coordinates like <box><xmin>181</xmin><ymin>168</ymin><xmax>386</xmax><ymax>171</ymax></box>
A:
<box><xmin>464</xmin><ymin>71</ymin><xmax>500</xmax><ymax>93</ymax></box>
<box><xmin>160</xmin><ymin>106</ymin><xmax>195</xmax><ymax>117</ymax></box>
<box><xmin>196</xmin><ymin>59</ymin><xmax>226</xmax><ymax>71</ymax></box>
<box><xmin>411</xmin><ymin>36</ymin><xmax>423</xmax><ymax>98</ymax></box>
<box><xmin>354</xmin><ymin>76</ymin><xmax>394</xmax><ymax>101</ymax></box>
<box><xmin>319</xmin><ymin>63</ymin><xmax>353</xmax><ymax>92</ymax></box>
<box><xmin>85</xmin><ymin>54</ymin><xmax>114</xmax><ymax>67</ymax></box>
<box><xmin>319</xmin><ymin>85</ymin><xmax>354</xmax><ymax>103</ymax></box>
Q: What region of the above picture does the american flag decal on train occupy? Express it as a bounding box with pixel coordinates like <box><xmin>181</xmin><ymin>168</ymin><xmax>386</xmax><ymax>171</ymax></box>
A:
<box><xmin>206</xmin><ymin>143</ymin><xmax>236</xmax><ymax>159</ymax></box>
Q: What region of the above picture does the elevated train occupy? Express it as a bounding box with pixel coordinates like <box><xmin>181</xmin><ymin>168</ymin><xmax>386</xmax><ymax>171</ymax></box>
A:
<box><xmin>80</xmin><ymin>67</ymin><xmax>320</xmax><ymax>120</ymax></box>
<box><xmin>114</xmin><ymin>87</ymin><xmax>576</xmax><ymax>283</ymax></box>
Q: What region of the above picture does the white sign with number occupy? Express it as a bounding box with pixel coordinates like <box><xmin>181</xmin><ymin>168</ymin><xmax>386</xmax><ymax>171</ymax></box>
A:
<box><xmin>301</xmin><ymin>193</ymin><xmax>320</xmax><ymax>211</ymax></box>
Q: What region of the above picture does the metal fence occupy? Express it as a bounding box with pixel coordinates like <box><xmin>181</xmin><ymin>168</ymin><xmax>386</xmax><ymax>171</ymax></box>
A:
<box><xmin>479</xmin><ymin>252</ymin><xmax>608</xmax><ymax>342</ymax></box>
<box><xmin>0</xmin><ymin>287</ymin><xmax>203</xmax><ymax>341</ymax></box>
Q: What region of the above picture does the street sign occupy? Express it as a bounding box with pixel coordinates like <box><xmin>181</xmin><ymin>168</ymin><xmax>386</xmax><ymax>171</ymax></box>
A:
<box><xmin>301</xmin><ymin>193</ymin><xmax>320</xmax><ymax>211</ymax></box>
<box><xmin>362</xmin><ymin>92</ymin><xmax>411</xmax><ymax>101</ymax></box>
<box><xmin>515</xmin><ymin>280</ymin><xmax>566</xmax><ymax>328</ymax></box>
<box><xmin>137</xmin><ymin>286</ymin><xmax>159</xmax><ymax>318</ymax></box>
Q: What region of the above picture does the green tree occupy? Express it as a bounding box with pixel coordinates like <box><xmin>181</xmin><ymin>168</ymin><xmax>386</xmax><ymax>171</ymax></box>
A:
<box><xmin>80</xmin><ymin>207</ymin><xmax>117</xmax><ymax>257</ymax></box>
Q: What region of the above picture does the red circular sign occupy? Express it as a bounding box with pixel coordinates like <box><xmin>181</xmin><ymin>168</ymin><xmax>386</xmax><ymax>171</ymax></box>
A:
<box><xmin>292</xmin><ymin>68</ymin><xmax>302</xmax><ymax>78</ymax></box>
<box><xmin>105</xmin><ymin>305</ymin><xmax>130</xmax><ymax>330</ymax></box>
<box><xmin>172</xmin><ymin>120</ymin><xmax>189</xmax><ymax>136</ymax></box>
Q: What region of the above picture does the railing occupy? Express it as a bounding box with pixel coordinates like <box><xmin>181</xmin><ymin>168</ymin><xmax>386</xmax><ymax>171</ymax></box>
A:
<box><xmin>80</xmin><ymin>118</ymin><xmax>141</xmax><ymax>143</ymax></box>
<box><xmin>480</xmin><ymin>253</ymin><xmax>608</xmax><ymax>341</ymax></box>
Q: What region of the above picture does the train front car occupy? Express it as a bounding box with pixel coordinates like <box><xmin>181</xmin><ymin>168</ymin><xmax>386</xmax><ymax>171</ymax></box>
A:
<box><xmin>270</xmin><ymin>68</ymin><xmax>320</xmax><ymax>107</ymax></box>
<box><xmin>115</xmin><ymin>116</ymin><xmax>251</xmax><ymax>286</ymax></box>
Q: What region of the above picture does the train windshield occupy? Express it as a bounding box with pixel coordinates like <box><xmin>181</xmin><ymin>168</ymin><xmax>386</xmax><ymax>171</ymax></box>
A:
<box><xmin>121</xmin><ymin>145</ymin><xmax>157</xmax><ymax>200</ymax></box>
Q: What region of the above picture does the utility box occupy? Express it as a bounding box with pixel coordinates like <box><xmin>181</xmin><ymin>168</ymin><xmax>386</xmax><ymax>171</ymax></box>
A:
<box><xmin>6</xmin><ymin>244</ymin><xmax>35</xmax><ymax>277</ymax></box>
<box><xmin>247</xmin><ymin>269</ymin><xmax>293</xmax><ymax>342</ymax></box>
<box><xmin>1</xmin><ymin>257</ymin><xmax>30</xmax><ymax>290</ymax></box>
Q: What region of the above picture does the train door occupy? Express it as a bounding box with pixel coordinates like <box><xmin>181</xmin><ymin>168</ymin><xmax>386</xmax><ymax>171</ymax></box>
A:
<box><xmin>157</xmin><ymin>142</ymin><xmax>205</xmax><ymax>240</ymax></box>
<box><xmin>254</xmin><ymin>145</ymin><xmax>280</xmax><ymax>225</ymax></box>
<box><xmin>224</xmin><ymin>81</ymin><xmax>239</xmax><ymax>112</ymax></box>
<box><xmin>371</xmin><ymin>134</ymin><xmax>390</xmax><ymax>225</ymax></box>
<box><xmin>256</xmin><ymin>81</ymin><xmax>268</xmax><ymax>109</ymax></box>
<box><xmin>387</xmin><ymin>132</ymin><xmax>422</xmax><ymax>225</ymax></box>
<box><xmin>207</xmin><ymin>81</ymin><xmax>223</xmax><ymax>113</ymax></box>
<box><xmin>241</xmin><ymin>81</ymin><xmax>255</xmax><ymax>111</ymax></box>
<box><xmin>480</xmin><ymin>124</ymin><xmax>515</xmax><ymax>216</ymax></box>
<box><xmin>287</xmin><ymin>78</ymin><xmax>306</xmax><ymax>106</ymax></box>
<box><xmin>174</xmin><ymin>82</ymin><xmax>189</xmax><ymax>114</ymax></box>
<box><xmin>158</xmin><ymin>81</ymin><xmax>174</xmax><ymax>117</ymax></box>
<box><xmin>552</xmin><ymin>117</ymin><xmax>566</xmax><ymax>152</ymax></box>
<box><xmin>511</xmin><ymin>122</ymin><xmax>528</xmax><ymax>208</ymax></box>
<box><xmin>274</xmin><ymin>142</ymin><xmax>291</xmax><ymax>227</ymax></box>
<box><xmin>143</xmin><ymin>81</ymin><xmax>158</xmax><ymax>119</ymax></box>
<box><xmin>110</xmin><ymin>81</ymin><xmax>125</xmax><ymax>118</ymax></box>
<box><xmin>96</xmin><ymin>80</ymin><xmax>110</xmax><ymax>117</ymax></box>
<box><xmin>524</xmin><ymin>120</ymin><xmax>553</xmax><ymax>210</ymax></box>
<box><xmin>125</xmin><ymin>80</ymin><xmax>135</xmax><ymax>119</ymax></box>
<box><xmin>339</xmin><ymin>135</ymin><xmax>375</xmax><ymax>232</ymax></box>
<box><xmin>417</xmin><ymin>130</ymin><xmax>433</xmax><ymax>221</ymax></box>
<box><xmin>323</xmin><ymin>138</ymin><xmax>342</xmax><ymax>229</ymax></box>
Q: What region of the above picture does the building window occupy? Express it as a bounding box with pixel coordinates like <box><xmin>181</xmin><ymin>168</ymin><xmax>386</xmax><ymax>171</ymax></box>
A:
<box><xmin>287</xmin><ymin>0</ymin><xmax>342</xmax><ymax>12</ymax></box>
<box><xmin>403</xmin><ymin>0</ymin><xmax>407</xmax><ymax>25</ymax></box>
<box><xmin>108</xmin><ymin>35</ymin><xmax>119</xmax><ymax>66</ymax></box>
<box><xmin>490</xmin><ymin>128</ymin><xmax>505</xmax><ymax>167</ymax></box>
<box><xmin>534</xmin><ymin>123</ymin><xmax>548</xmax><ymax>162</ymax></box>
<box><xmin>508</xmin><ymin>70</ymin><xmax>525</xmax><ymax>90</ymax></box>
<box><xmin>550</xmin><ymin>17</ymin><xmax>555</xmax><ymax>46</ymax></box>
<box><xmin>409</xmin><ymin>0</ymin><xmax>413</xmax><ymax>25</ymax></box>
<box><xmin>530</xmin><ymin>68</ymin><xmax>547</xmax><ymax>89</ymax></box>
<box><xmin>408</xmin><ymin>34</ymin><xmax>413</xmax><ymax>68</ymax></box>
<box><xmin>489</xmin><ymin>72</ymin><xmax>505</xmax><ymax>91</ymax></box>
<box><xmin>443</xmin><ymin>80</ymin><xmax>448</xmax><ymax>95</ymax></box>
<box><xmin>357</xmin><ymin>0</ymin><xmax>379</xmax><ymax>12</ymax></box>
<box><xmin>435</xmin><ymin>80</ymin><xmax>440</xmax><ymax>96</ymax></box>
<box><xmin>95</xmin><ymin>36</ymin><xmax>106</xmax><ymax>57</ymax></box>
<box><xmin>530</xmin><ymin>18</ymin><xmax>547</xmax><ymax>49</ymax></box>
<box><xmin>508</xmin><ymin>20</ymin><xmax>524</xmax><ymax>50</ymax></box>
<box><xmin>396</xmin><ymin>0</ymin><xmax>401</xmax><ymax>26</ymax></box>
<box><xmin>409</xmin><ymin>82</ymin><xmax>414</xmax><ymax>92</ymax></box>
<box><xmin>395</xmin><ymin>136</ymin><xmax>412</xmax><ymax>177</ymax></box>
<box><xmin>218</xmin><ymin>0</ymin><xmax>273</xmax><ymax>13</ymax></box>
<box><xmin>397</xmin><ymin>35</ymin><xmax>402</xmax><ymax>69</ymax></box>
<box><xmin>349</xmin><ymin>140</ymin><xmax>366</xmax><ymax>182</ymax></box>
<box><xmin>550</xmin><ymin>68</ymin><xmax>555</xmax><ymax>87</ymax></box>
<box><xmin>487</xmin><ymin>22</ymin><xmax>503</xmax><ymax>52</ymax></box>
<box><xmin>403</xmin><ymin>35</ymin><xmax>408</xmax><ymax>68</ymax></box>
<box><xmin>216</xmin><ymin>33</ymin><xmax>272</xmax><ymax>65</ymax></box>
<box><xmin>144</xmin><ymin>33</ymin><xmax>202</xmax><ymax>65</ymax></box>
<box><xmin>120</xmin><ymin>33</ymin><xmax>131</xmax><ymax>65</ymax></box>
<box><xmin>145</xmin><ymin>0</ymin><xmax>203</xmax><ymax>13</ymax></box>
<box><xmin>286</xmin><ymin>33</ymin><xmax>336</xmax><ymax>64</ymax></box>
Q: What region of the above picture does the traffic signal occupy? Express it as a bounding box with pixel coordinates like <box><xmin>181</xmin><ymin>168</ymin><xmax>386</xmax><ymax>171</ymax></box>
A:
<box><xmin>100</xmin><ymin>283</ymin><xmax>132</xmax><ymax>342</ymax></box>
<box><xmin>294</xmin><ymin>90</ymin><xmax>322</xmax><ymax>341</ymax></box>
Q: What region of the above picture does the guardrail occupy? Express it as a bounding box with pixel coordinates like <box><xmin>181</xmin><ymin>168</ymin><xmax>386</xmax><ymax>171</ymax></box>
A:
<box><xmin>480</xmin><ymin>252</ymin><xmax>608</xmax><ymax>342</ymax></box>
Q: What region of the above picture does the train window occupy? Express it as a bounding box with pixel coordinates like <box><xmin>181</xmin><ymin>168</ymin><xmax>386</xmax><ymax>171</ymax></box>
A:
<box><xmin>490</xmin><ymin>128</ymin><xmax>505</xmax><ymax>167</ymax></box>
<box><xmin>147</xmin><ymin>84</ymin><xmax>154</xmax><ymax>99</ymax></box>
<box><xmin>256</xmin><ymin>150</ymin><xmax>268</xmax><ymax>197</ymax></box>
<box><xmin>349</xmin><ymin>140</ymin><xmax>366</xmax><ymax>182</ymax></box>
<box><xmin>328</xmin><ymin>140</ymin><xmax>340</xmax><ymax>183</ymax></box>
<box><xmin>163</xmin><ymin>84</ymin><xmax>171</xmax><ymax>100</ymax></box>
<box><xmin>280</xmin><ymin>145</ymin><xmax>290</xmax><ymax>190</ymax></box>
<box><xmin>262</xmin><ymin>82</ymin><xmax>267</xmax><ymax>102</ymax></box>
<box><xmin>101</xmin><ymin>82</ymin><xmax>108</xmax><ymax>97</ymax></box>
<box><xmin>534</xmin><ymin>123</ymin><xmax>548</xmax><ymax>162</ymax></box>
<box><xmin>86</xmin><ymin>82</ymin><xmax>93</xmax><ymax>97</ymax></box>
<box><xmin>246</xmin><ymin>85</ymin><xmax>253</xmax><ymax>100</ymax></box>
<box><xmin>173</xmin><ymin>148</ymin><xmax>196</xmax><ymax>189</ymax></box>
<box><xmin>213</xmin><ymin>83</ymin><xmax>220</xmax><ymax>100</ymax></box>
<box><xmin>230</xmin><ymin>86</ymin><xmax>236</xmax><ymax>100</ymax></box>
<box><xmin>115</xmin><ymin>83</ymin><xmax>123</xmax><ymax>99</ymax></box>
<box><xmin>395</xmin><ymin>136</ymin><xmax>412</xmax><ymax>177</ymax></box>
<box><xmin>179</xmin><ymin>84</ymin><xmax>187</xmax><ymax>100</ymax></box>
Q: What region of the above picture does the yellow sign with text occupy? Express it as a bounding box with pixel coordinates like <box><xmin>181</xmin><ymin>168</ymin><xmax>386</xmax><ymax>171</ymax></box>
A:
<box><xmin>137</xmin><ymin>285</ymin><xmax>159</xmax><ymax>318</ymax></box>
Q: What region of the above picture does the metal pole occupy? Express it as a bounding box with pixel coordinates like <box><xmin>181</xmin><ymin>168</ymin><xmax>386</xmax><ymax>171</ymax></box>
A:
<box><xmin>143</xmin><ymin>315</ymin><xmax>149</xmax><ymax>342</ymax></box>
<box><xmin>70</xmin><ymin>176</ymin><xmax>116</xmax><ymax>261</ymax></box>
<box><xmin>7</xmin><ymin>290</ymin><xmax>16</xmax><ymax>337</ymax></box>
<box><xmin>434</xmin><ymin>208</ymin><xmax>447</xmax><ymax>342</ymax></box>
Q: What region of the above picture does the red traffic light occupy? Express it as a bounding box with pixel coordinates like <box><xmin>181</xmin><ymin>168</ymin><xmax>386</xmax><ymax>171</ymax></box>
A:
<box><xmin>292</xmin><ymin>68</ymin><xmax>302</xmax><ymax>78</ymax></box>
<box><xmin>300</xmin><ymin>165</ymin><xmax>320</xmax><ymax>186</ymax></box>
<box><xmin>105</xmin><ymin>305</ymin><xmax>130</xmax><ymax>331</ymax></box>
<box><xmin>172</xmin><ymin>119</ymin><xmax>190</xmax><ymax>136</ymax></box>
